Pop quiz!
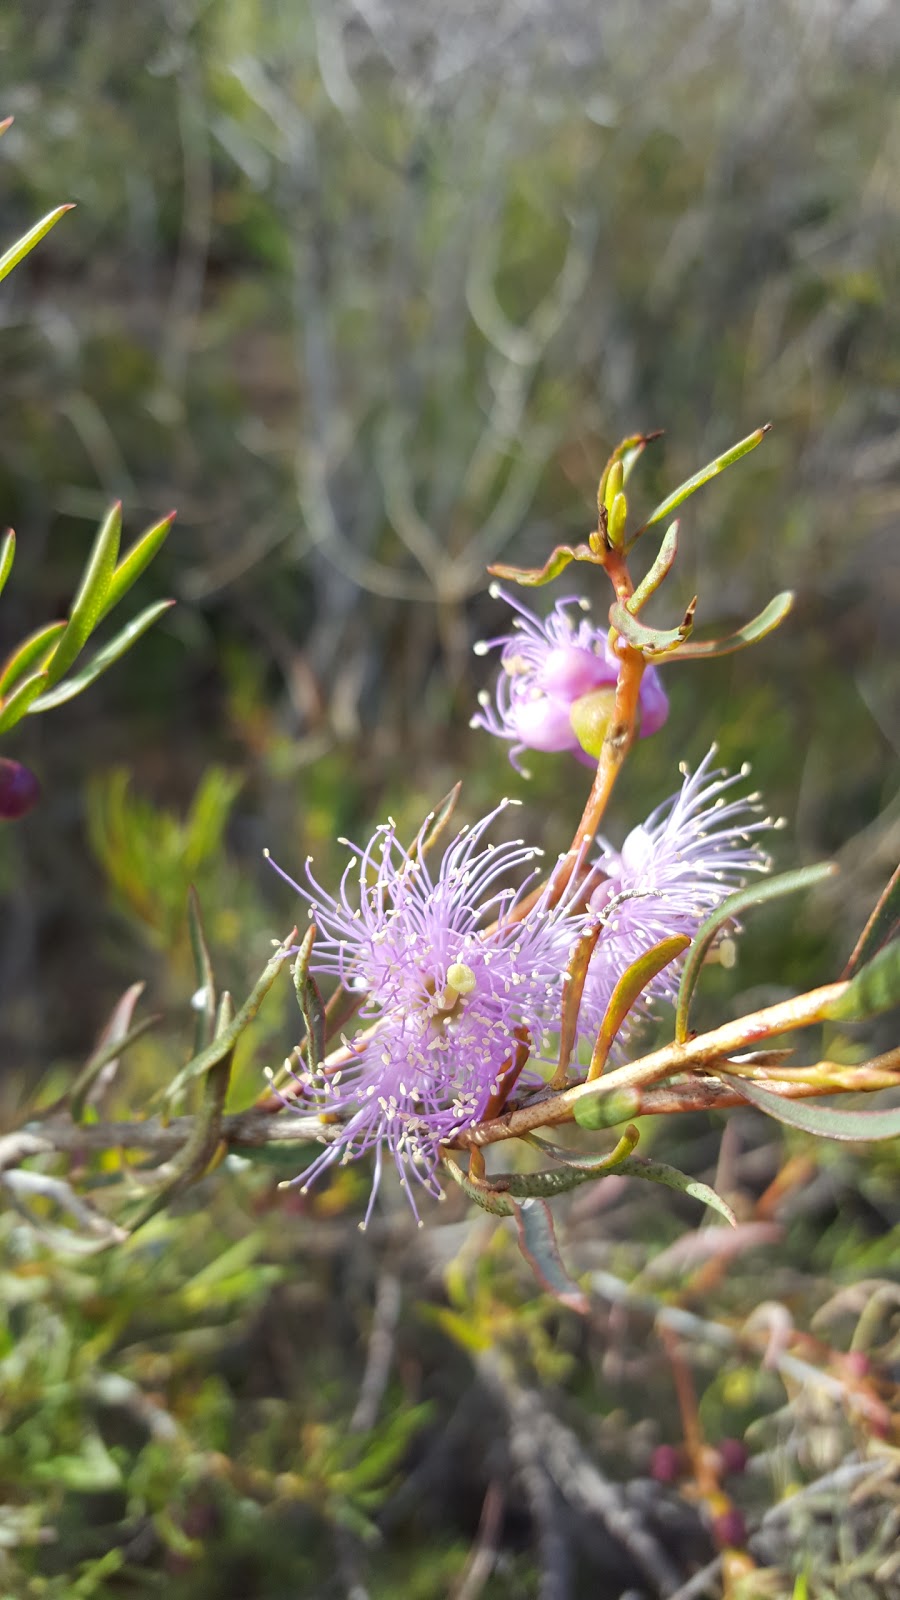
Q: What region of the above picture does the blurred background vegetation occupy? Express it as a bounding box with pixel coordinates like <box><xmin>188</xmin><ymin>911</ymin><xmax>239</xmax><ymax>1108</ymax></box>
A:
<box><xmin>0</xmin><ymin>1</ymin><xmax>898</xmax><ymax>1595</ymax></box>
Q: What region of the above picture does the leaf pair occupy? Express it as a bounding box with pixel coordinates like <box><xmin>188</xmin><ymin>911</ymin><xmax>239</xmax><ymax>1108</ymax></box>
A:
<box><xmin>0</xmin><ymin>505</ymin><xmax>175</xmax><ymax>734</ymax></box>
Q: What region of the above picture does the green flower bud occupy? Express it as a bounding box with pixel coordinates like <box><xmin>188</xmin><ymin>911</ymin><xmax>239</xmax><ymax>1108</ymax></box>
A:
<box><xmin>569</xmin><ymin>686</ymin><xmax>617</xmax><ymax>760</ymax></box>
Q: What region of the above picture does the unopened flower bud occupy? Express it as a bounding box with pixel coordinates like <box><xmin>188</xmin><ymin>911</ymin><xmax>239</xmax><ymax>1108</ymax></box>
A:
<box><xmin>569</xmin><ymin>686</ymin><xmax>617</xmax><ymax>760</ymax></box>
<box><xmin>471</xmin><ymin>588</ymin><xmax>669</xmax><ymax>773</ymax></box>
<box><xmin>0</xmin><ymin>758</ymin><xmax>41</xmax><ymax>820</ymax></box>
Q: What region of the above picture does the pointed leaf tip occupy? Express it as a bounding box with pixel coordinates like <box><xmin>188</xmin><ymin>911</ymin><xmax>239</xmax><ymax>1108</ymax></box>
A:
<box><xmin>0</xmin><ymin>203</ymin><xmax>75</xmax><ymax>285</ymax></box>
<box><xmin>665</xmin><ymin>592</ymin><xmax>794</xmax><ymax>661</ymax></box>
<box><xmin>0</xmin><ymin>529</ymin><xmax>15</xmax><ymax>599</ymax></box>
<box><xmin>719</xmin><ymin>1072</ymin><xmax>900</xmax><ymax>1141</ymax></box>
<box><xmin>675</xmin><ymin>862</ymin><xmax>837</xmax><ymax>1043</ymax></box>
<box><xmin>43</xmin><ymin>502</ymin><xmax>122</xmax><ymax>687</ymax></box>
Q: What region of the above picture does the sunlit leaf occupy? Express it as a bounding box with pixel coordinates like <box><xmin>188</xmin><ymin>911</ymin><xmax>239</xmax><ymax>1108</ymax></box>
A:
<box><xmin>0</xmin><ymin>620</ymin><xmax>66</xmax><ymax>698</ymax></box>
<box><xmin>629</xmin><ymin>423</ymin><xmax>771</xmax><ymax>542</ymax></box>
<box><xmin>130</xmin><ymin>992</ymin><xmax>235</xmax><ymax>1231</ymax></box>
<box><xmin>610</xmin><ymin>1155</ymin><xmax>737</xmax><ymax>1224</ymax></box>
<box><xmin>675</xmin><ymin>862</ymin><xmax>837</xmax><ymax>1043</ymax></box>
<box><xmin>598</xmin><ymin>430</ymin><xmax>662</xmax><ymax>502</ymax></box>
<box><xmin>609</xmin><ymin>597</ymin><xmax>695</xmax><ymax>655</ymax></box>
<box><xmin>0</xmin><ymin>668</ymin><xmax>49</xmax><ymax>733</ymax></box>
<box><xmin>589</xmin><ymin>934</ymin><xmax>690</xmax><ymax>1077</ymax></box>
<box><xmin>511</xmin><ymin>1197</ymin><xmax>590</xmax><ymax>1312</ymax></box>
<box><xmin>43</xmin><ymin>502</ymin><xmax>122</xmax><ymax>687</ymax></box>
<box><xmin>293</xmin><ymin>925</ymin><xmax>326</xmax><ymax>1074</ymax></box>
<box><xmin>30</xmin><ymin>599</ymin><xmax>174</xmax><ymax>711</ymax></box>
<box><xmin>663</xmin><ymin>592</ymin><xmax>794</xmax><ymax>661</ymax></box>
<box><xmin>628</xmin><ymin>521</ymin><xmax>679</xmax><ymax>613</ymax></box>
<box><xmin>488</xmin><ymin>542</ymin><xmax>595</xmax><ymax>586</ymax></box>
<box><xmin>188</xmin><ymin>886</ymin><xmax>217</xmax><ymax>1054</ymax></box>
<box><xmin>843</xmin><ymin>863</ymin><xmax>900</xmax><ymax>979</ymax></box>
<box><xmin>718</xmin><ymin>1072</ymin><xmax>900</xmax><ymax>1141</ymax></box>
<box><xmin>552</xmin><ymin>921</ymin><xmax>603</xmax><ymax>1086</ymax></box>
<box><xmin>165</xmin><ymin>932</ymin><xmax>294</xmax><ymax>1102</ymax></box>
<box><xmin>31</xmin><ymin>1430</ymin><xmax>122</xmax><ymax>1491</ymax></box>
<box><xmin>96</xmin><ymin>510</ymin><xmax>176</xmax><ymax>624</ymax></box>
<box><xmin>0</xmin><ymin>202</ymin><xmax>74</xmax><ymax>285</ymax></box>
<box><xmin>0</xmin><ymin>529</ymin><xmax>14</xmax><ymax>598</ymax></box>
<box><xmin>824</xmin><ymin>939</ymin><xmax>900</xmax><ymax>1023</ymax></box>
<box><xmin>414</xmin><ymin>783</ymin><xmax>462</xmax><ymax>860</ymax></box>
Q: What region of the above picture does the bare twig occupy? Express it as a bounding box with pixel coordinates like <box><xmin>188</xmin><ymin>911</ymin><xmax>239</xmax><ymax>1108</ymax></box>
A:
<box><xmin>349</xmin><ymin>1271</ymin><xmax>403</xmax><ymax>1434</ymax></box>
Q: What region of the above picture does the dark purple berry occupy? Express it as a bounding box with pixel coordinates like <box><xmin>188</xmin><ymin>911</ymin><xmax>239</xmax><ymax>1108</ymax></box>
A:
<box><xmin>650</xmin><ymin>1444</ymin><xmax>683</xmax><ymax>1483</ymax></box>
<box><xmin>712</xmin><ymin>1507</ymin><xmax>747</xmax><ymax>1549</ymax></box>
<box><xmin>0</xmin><ymin>758</ymin><xmax>41</xmax><ymax>820</ymax></box>
<box><xmin>717</xmin><ymin>1437</ymin><xmax>749</xmax><ymax>1476</ymax></box>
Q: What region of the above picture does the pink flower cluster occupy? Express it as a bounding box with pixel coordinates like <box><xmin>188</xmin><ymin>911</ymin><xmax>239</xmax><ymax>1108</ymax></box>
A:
<box><xmin>269</xmin><ymin>750</ymin><xmax>772</xmax><ymax>1223</ymax></box>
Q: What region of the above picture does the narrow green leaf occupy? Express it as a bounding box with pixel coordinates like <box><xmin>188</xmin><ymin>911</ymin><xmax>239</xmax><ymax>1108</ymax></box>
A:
<box><xmin>0</xmin><ymin>529</ymin><xmax>14</xmax><ymax>598</ymax></box>
<box><xmin>554</xmin><ymin>922</ymin><xmax>604</xmax><ymax>1085</ymax></box>
<box><xmin>631</xmin><ymin>424</ymin><xmax>771</xmax><ymax>540</ymax></box>
<box><xmin>487</xmin><ymin>1129</ymin><xmax>640</xmax><ymax>1199</ymax></box>
<box><xmin>675</xmin><ymin>862</ymin><xmax>837</xmax><ymax>1043</ymax></box>
<box><xmin>414</xmin><ymin>784</ymin><xmax>462</xmax><ymax>861</ymax></box>
<box><xmin>824</xmin><ymin>940</ymin><xmax>900</xmax><ymax>1023</ymax></box>
<box><xmin>523</xmin><ymin>1126</ymin><xmax>641</xmax><ymax>1174</ymax></box>
<box><xmin>165</xmin><ymin>931</ymin><xmax>294</xmax><ymax>1102</ymax></box>
<box><xmin>843</xmin><ymin>863</ymin><xmax>900</xmax><ymax>979</ymax></box>
<box><xmin>130</xmin><ymin>992</ymin><xmax>235</xmax><ymax>1231</ymax></box>
<box><xmin>0</xmin><ymin>203</ymin><xmax>74</xmax><ymax>284</ymax></box>
<box><xmin>628</xmin><ymin>521</ymin><xmax>679</xmax><ymax>613</ymax></box>
<box><xmin>0</xmin><ymin>620</ymin><xmax>66</xmax><ymax>697</ymax></box>
<box><xmin>589</xmin><ymin>934</ymin><xmax>691</xmax><ymax>1076</ymax></box>
<box><xmin>441</xmin><ymin>1152</ymin><xmax>514</xmax><ymax>1215</ymax></box>
<box><xmin>188</xmin><ymin>886</ymin><xmax>217</xmax><ymax>1054</ymax></box>
<box><xmin>0</xmin><ymin>668</ymin><xmax>48</xmax><ymax>733</ymax></box>
<box><xmin>598</xmin><ymin>430</ymin><xmax>663</xmax><ymax>502</ymax></box>
<box><xmin>511</xmin><ymin>1198</ymin><xmax>590</xmax><ymax>1312</ymax></box>
<box><xmin>29</xmin><ymin>599</ymin><xmax>174</xmax><ymax>711</ymax></box>
<box><xmin>488</xmin><ymin>543</ymin><xmax>595</xmax><ymax>587</ymax></box>
<box><xmin>663</xmin><ymin>592</ymin><xmax>794</xmax><ymax>661</ymax></box>
<box><xmin>96</xmin><ymin>510</ymin><xmax>176</xmax><ymax>624</ymax></box>
<box><xmin>292</xmin><ymin>925</ymin><xmax>326</xmax><ymax>1074</ymax></box>
<box><xmin>68</xmin><ymin>1010</ymin><xmax>158</xmax><ymax>1122</ymax></box>
<box><xmin>609</xmin><ymin>598</ymin><xmax>695</xmax><ymax>656</ymax></box>
<box><xmin>43</xmin><ymin>502</ymin><xmax>122</xmax><ymax>687</ymax></box>
<box><xmin>612</xmin><ymin>1156</ymin><xmax>737</xmax><ymax>1225</ymax></box>
<box><xmin>718</xmin><ymin>1072</ymin><xmax>900</xmax><ymax>1141</ymax></box>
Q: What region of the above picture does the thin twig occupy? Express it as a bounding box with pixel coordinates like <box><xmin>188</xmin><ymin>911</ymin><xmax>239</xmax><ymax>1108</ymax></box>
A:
<box><xmin>349</xmin><ymin>1271</ymin><xmax>402</xmax><ymax>1435</ymax></box>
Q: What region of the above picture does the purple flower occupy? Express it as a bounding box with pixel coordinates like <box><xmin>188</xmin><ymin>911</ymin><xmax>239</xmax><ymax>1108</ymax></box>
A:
<box><xmin>470</xmin><ymin>584</ymin><xmax>669</xmax><ymax>774</ymax></box>
<box><xmin>267</xmin><ymin>803</ymin><xmax>568</xmax><ymax>1226</ymax></box>
<box><xmin>569</xmin><ymin>748</ymin><xmax>775</xmax><ymax>1055</ymax></box>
